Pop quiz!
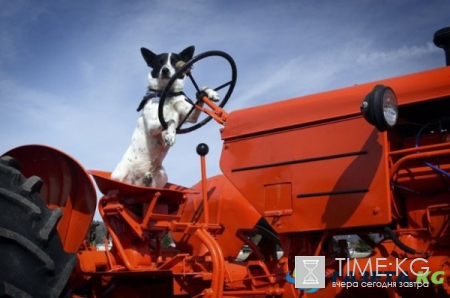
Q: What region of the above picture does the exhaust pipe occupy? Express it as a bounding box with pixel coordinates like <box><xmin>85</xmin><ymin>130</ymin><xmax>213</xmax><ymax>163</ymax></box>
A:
<box><xmin>434</xmin><ymin>27</ymin><xmax>450</xmax><ymax>66</ymax></box>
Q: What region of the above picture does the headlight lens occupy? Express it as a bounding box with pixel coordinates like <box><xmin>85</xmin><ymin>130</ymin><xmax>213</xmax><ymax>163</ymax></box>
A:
<box><xmin>360</xmin><ymin>85</ymin><xmax>398</xmax><ymax>132</ymax></box>
<box><xmin>382</xmin><ymin>88</ymin><xmax>398</xmax><ymax>127</ymax></box>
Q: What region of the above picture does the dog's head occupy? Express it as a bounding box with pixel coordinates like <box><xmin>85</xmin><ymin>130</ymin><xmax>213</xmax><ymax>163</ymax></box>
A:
<box><xmin>140</xmin><ymin>46</ymin><xmax>195</xmax><ymax>92</ymax></box>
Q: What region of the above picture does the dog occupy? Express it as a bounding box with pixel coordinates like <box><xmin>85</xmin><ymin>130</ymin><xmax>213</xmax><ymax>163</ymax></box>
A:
<box><xmin>111</xmin><ymin>46</ymin><xmax>219</xmax><ymax>188</ymax></box>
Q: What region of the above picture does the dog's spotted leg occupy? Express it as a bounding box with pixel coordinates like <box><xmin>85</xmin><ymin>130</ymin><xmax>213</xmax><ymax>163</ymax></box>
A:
<box><xmin>143</xmin><ymin>171</ymin><xmax>153</xmax><ymax>186</ymax></box>
<box><xmin>183</xmin><ymin>87</ymin><xmax>220</xmax><ymax>124</ymax></box>
<box><xmin>163</xmin><ymin>119</ymin><xmax>177</xmax><ymax>146</ymax></box>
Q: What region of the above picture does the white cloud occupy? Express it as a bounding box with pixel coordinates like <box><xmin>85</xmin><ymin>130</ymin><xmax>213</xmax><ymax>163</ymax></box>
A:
<box><xmin>357</xmin><ymin>42</ymin><xmax>440</xmax><ymax>66</ymax></box>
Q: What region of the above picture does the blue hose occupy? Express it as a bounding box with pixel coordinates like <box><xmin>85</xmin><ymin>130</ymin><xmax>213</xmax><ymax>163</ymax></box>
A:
<box><xmin>414</xmin><ymin>121</ymin><xmax>450</xmax><ymax>178</ymax></box>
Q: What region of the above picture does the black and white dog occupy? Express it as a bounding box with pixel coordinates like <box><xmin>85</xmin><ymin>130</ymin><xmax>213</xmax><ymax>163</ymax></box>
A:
<box><xmin>111</xmin><ymin>46</ymin><xmax>218</xmax><ymax>187</ymax></box>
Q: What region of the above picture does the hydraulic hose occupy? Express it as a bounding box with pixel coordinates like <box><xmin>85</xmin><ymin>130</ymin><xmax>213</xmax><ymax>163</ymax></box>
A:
<box><xmin>383</xmin><ymin>226</ymin><xmax>417</xmax><ymax>254</ymax></box>
<box><xmin>415</xmin><ymin>120</ymin><xmax>450</xmax><ymax>178</ymax></box>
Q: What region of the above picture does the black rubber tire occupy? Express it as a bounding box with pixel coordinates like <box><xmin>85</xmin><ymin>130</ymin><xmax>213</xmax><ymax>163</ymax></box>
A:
<box><xmin>0</xmin><ymin>156</ymin><xmax>77</xmax><ymax>298</ymax></box>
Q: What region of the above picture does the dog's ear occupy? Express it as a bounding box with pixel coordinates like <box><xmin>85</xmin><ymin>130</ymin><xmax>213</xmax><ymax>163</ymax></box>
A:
<box><xmin>141</xmin><ymin>47</ymin><xmax>156</xmax><ymax>67</ymax></box>
<box><xmin>179</xmin><ymin>46</ymin><xmax>195</xmax><ymax>62</ymax></box>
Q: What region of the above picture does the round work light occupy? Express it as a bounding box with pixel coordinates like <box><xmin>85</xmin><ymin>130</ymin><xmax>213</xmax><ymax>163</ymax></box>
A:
<box><xmin>360</xmin><ymin>85</ymin><xmax>398</xmax><ymax>132</ymax></box>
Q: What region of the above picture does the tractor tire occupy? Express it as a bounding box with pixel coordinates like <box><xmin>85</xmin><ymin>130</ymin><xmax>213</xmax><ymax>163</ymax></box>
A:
<box><xmin>0</xmin><ymin>156</ymin><xmax>77</xmax><ymax>298</ymax></box>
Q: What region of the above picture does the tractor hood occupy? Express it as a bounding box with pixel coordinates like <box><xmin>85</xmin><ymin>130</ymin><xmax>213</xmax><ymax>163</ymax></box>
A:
<box><xmin>222</xmin><ymin>67</ymin><xmax>450</xmax><ymax>141</ymax></box>
<box><xmin>220</xmin><ymin>66</ymin><xmax>450</xmax><ymax>233</ymax></box>
<box><xmin>222</xmin><ymin>66</ymin><xmax>450</xmax><ymax>140</ymax></box>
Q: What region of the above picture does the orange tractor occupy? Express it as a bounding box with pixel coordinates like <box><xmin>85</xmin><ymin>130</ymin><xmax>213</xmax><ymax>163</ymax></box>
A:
<box><xmin>2</xmin><ymin>27</ymin><xmax>450</xmax><ymax>298</ymax></box>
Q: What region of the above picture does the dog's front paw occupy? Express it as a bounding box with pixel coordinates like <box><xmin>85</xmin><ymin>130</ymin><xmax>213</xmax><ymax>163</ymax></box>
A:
<box><xmin>201</xmin><ymin>86</ymin><xmax>220</xmax><ymax>102</ymax></box>
<box><xmin>163</xmin><ymin>129</ymin><xmax>176</xmax><ymax>146</ymax></box>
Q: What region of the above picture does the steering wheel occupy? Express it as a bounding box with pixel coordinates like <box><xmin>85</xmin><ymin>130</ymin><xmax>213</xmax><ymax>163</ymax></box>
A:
<box><xmin>158</xmin><ymin>50</ymin><xmax>237</xmax><ymax>134</ymax></box>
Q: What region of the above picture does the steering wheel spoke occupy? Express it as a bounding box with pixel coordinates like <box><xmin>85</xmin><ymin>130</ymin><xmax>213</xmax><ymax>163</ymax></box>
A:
<box><xmin>158</xmin><ymin>51</ymin><xmax>237</xmax><ymax>134</ymax></box>
<box><xmin>214</xmin><ymin>80</ymin><xmax>233</xmax><ymax>92</ymax></box>
<box><xmin>187</xmin><ymin>73</ymin><xmax>202</xmax><ymax>93</ymax></box>
<box><xmin>176</xmin><ymin>102</ymin><xmax>199</xmax><ymax>132</ymax></box>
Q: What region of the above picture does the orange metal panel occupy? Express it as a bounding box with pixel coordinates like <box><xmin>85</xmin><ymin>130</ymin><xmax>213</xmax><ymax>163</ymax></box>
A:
<box><xmin>221</xmin><ymin>117</ymin><xmax>391</xmax><ymax>232</ymax></box>
<box><xmin>171</xmin><ymin>175</ymin><xmax>262</xmax><ymax>259</ymax></box>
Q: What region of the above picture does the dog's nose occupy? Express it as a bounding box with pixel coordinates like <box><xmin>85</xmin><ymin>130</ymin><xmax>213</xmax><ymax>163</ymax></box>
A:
<box><xmin>161</xmin><ymin>67</ymin><xmax>171</xmax><ymax>77</ymax></box>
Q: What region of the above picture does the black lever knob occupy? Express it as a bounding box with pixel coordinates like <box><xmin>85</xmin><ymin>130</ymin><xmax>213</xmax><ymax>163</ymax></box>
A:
<box><xmin>196</xmin><ymin>143</ymin><xmax>209</xmax><ymax>156</ymax></box>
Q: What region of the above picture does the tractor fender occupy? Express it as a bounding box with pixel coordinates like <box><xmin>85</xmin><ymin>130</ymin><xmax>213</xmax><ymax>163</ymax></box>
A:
<box><xmin>2</xmin><ymin>145</ymin><xmax>97</xmax><ymax>253</ymax></box>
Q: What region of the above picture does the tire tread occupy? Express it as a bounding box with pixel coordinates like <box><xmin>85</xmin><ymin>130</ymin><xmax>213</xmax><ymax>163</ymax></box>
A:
<box><xmin>0</xmin><ymin>156</ymin><xmax>77</xmax><ymax>297</ymax></box>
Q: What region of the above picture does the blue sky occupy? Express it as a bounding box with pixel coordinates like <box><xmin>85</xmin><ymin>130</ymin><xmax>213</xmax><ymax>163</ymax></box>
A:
<box><xmin>1</xmin><ymin>1</ymin><xmax>449</xmax><ymax>202</ymax></box>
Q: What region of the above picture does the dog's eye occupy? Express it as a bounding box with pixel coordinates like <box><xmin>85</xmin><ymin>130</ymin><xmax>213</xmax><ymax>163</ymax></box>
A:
<box><xmin>159</xmin><ymin>58</ymin><xmax>165</xmax><ymax>65</ymax></box>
